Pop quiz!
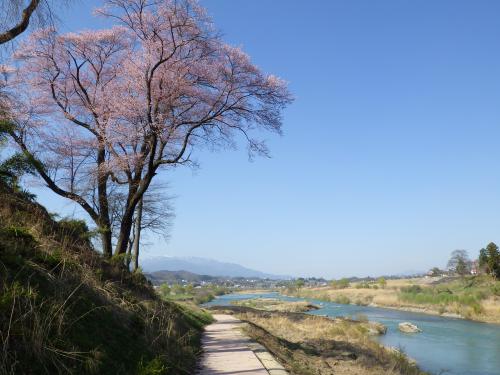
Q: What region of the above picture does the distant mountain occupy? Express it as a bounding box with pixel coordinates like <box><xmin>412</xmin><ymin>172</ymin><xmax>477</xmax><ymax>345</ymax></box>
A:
<box><xmin>140</xmin><ymin>256</ymin><xmax>290</xmax><ymax>279</ymax></box>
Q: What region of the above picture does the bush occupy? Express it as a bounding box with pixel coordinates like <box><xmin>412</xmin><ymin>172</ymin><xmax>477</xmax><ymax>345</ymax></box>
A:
<box><xmin>377</xmin><ymin>277</ymin><xmax>387</xmax><ymax>288</ymax></box>
<box><xmin>330</xmin><ymin>278</ymin><xmax>350</xmax><ymax>289</ymax></box>
<box><xmin>212</xmin><ymin>286</ymin><xmax>229</xmax><ymax>296</ymax></box>
<box><xmin>172</xmin><ymin>284</ymin><xmax>185</xmax><ymax>295</ymax></box>
<box><xmin>0</xmin><ymin>225</ymin><xmax>36</xmax><ymax>245</ymax></box>
<box><xmin>491</xmin><ymin>284</ymin><xmax>500</xmax><ymax>296</ymax></box>
<box><xmin>333</xmin><ymin>295</ymin><xmax>351</xmax><ymax>304</ymax></box>
<box><xmin>471</xmin><ymin>303</ymin><xmax>483</xmax><ymax>314</ymax></box>
<box><xmin>158</xmin><ymin>284</ymin><xmax>171</xmax><ymax>298</ymax></box>
<box><xmin>400</xmin><ymin>285</ymin><xmax>423</xmax><ymax>294</ymax></box>
<box><xmin>58</xmin><ymin>217</ymin><xmax>93</xmax><ymax>242</ymax></box>
<box><xmin>193</xmin><ymin>292</ymin><xmax>215</xmax><ymax>305</ymax></box>
<box><xmin>356</xmin><ymin>282</ymin><xmax>370</xmax><ymax>289</ymax></box>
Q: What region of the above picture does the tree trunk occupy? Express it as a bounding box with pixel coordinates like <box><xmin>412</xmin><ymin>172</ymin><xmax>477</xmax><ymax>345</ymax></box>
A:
<box><xmin>114</xmin><ymin>177</ymin><xmax>150</xmax><ymax>256</ymax></box>
<box><xmin>97</xmin><ymin>147</ymin><xmax>112</xmax><ymax>258</ymax></box>
<box><xmin>132</xmin><ymin>198</ymin><xmax>143</xmax><ymax>271</ymax></box>
<box><xmin>99</xmin><ymin>226</ymin><xmax>113</xmax><ymax>258</ymax></box>
<box><xmin>114</xmin><ymin>203</ymin><xmax>135</xmax><ymax>255</ymax></box>
<box><xmin>126</xmin><ymin>236</ymin><xmax>133</xmax><ymax>270</ymax></box>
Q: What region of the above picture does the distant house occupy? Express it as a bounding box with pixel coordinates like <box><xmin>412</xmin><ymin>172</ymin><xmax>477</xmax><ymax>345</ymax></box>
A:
<box><xmin>470</xmin><ymin>260</ymin><xmax>479</xmax><ymax>275</ymax></box>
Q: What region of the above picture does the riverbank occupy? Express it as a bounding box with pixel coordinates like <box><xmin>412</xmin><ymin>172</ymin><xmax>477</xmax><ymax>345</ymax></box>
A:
<box><xmin>231</xmin><ymin>297</ymin><xmax>320</xmax><ymax>312</ymax></box>
<box><xmin>286</xmin><ymin>276</ymin><xmax>500</xmax><ymax>324</ymax></box>
<box><xmin>206</xmin><ymin>291</ymin><xmax>500</xmax><ymax>374</ymax></box>
<box><xmin>209</xmin><ymin>305</ymin><xmax>427</xmax><ymax>375</ymax></box>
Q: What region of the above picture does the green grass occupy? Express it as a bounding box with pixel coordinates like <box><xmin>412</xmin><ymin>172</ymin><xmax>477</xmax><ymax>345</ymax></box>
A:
<box><xmin>400</xmin><ymin>291</ymin><xmax>481</xmax><ymax>306</ymax></box>
<box><xmin>159</xmin><ymin>285</ymin><xmax>229</xmax><ymax>305</ymax></box>
<box><xmin>164</xmin><ymin>293</ymin><xmax>195</xmax><ymax>301</ymax></box>
<box><xmin>398</xmin><ymin>276</ymin><xmax>499</xmax><ymax>315</ymax></box>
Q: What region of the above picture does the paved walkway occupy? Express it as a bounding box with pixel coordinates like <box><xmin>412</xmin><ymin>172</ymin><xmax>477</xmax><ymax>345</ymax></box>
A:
<box><xmin>197</xmin><ymin>314</ymin><xmax>287</xmax><ymax>375</ymax></box>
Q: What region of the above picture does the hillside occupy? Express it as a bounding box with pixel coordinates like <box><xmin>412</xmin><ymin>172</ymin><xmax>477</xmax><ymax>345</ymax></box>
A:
<box><xmin>141</xmin><ymin>256</ymin><xmax>290</xmax><ymax>279</ymax></box>
<box><xmin>0</xmin><ymin>183</ymin><xmax>212</xmax><ymax>375</ymax></box>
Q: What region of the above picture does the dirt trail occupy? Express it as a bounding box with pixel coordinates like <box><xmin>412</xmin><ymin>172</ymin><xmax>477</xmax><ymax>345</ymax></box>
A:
<box><xmin>197</xmin><ymin>314</ymin><xmax>287</xmax><ymax>375</ymax></box>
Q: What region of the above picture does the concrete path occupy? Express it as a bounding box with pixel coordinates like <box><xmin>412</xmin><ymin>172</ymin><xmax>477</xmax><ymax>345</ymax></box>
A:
<box><xmin>197</xmin><ymin>314</ymin><xmax>287</xmax><ymax>375</ymax></box>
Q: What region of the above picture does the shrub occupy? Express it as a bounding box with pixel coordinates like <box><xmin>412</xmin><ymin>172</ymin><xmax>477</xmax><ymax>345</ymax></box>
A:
<box><xmin>193</xmin><ymin>292</ymin><xmax>215</xmax><ymax>305</ymax></box>
<box><xmin>137</xmin><ymin>357</ymin><xmax>168</xmax><ymax>375</ymax></box>
<box><xmin>333</xmin><ymin>295</ymin><xmax>351</xmax><ymax>304</ymax></box>
<box><xmin>58</xmin><ymin>217</ymin><xmax>93</xmax><ymax>242</ymax></box>
<box><xmin>0</xmin><ymin>225</ymin><xmax>36</xmax><ymax>246</ymax></box>
<box><xmin>212</xmin><ymin>286</ymin><xmax>229</xmax><ymax>296</ymax></box>
<box><xmin>377</xmin><ymin>277</ymin><xmax>387</xmax><ymax>288</ymax></box>
<box><xmin>131</xmin><ymin>268</ymin><xmax>148</xmax><ymax>285</ymax></box>
<box><xmin>172</xmin><ymin>284</ymin><xmax>186</xmax><ymax>295</ymax></box>
<box><xmin>400</xmin><ymin>285</ymin><xmax>423</xmax><ymax>294</ymax></box>
<box><xmin>356</xmin><ymin>282</ymin><xmax>370</xmax><ymax>289</ymax></box>
<box><xmin>330</xmin><ymin>278</ymin><xmax>350</xmax><ymax>289</ymax></box>
<box><xmin>491</xmin><ymin>284</ymin><xmax>500</xmax><ymax>296</ymax></box>
<box><xmin>158</xmin><ymin>284</ymin><xmax>171</xmax><ymax>298</ymax></box>
<box><xmin>471</xmin><ymin>303</ymin><xmax>483</xmax><ymax>314</ymax></box>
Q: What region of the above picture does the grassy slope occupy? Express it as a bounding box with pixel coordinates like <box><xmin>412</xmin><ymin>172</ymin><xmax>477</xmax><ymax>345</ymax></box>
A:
<box><xmin>289</xmin><ymin>277</ymin><xmax>500</xmax><ymax>323</ymax></box>
<box><xmin>0</xmin><ymin>183</ymin><xmax>212</xmax><ymax>375</ymax></box>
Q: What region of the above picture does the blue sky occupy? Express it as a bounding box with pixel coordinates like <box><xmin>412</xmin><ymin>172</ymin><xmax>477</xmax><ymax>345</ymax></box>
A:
<box><xmin>33</xmin><ymin>0</ymin><xmax>500</xmax><ymax>278</ymax></box>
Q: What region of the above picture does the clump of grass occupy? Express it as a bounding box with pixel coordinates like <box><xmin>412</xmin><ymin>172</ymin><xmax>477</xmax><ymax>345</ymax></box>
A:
<box><xmin>356</xmin><ymin>282</ymin><xmax>372</xmax><ymax>289</ymax></box>
<box><xmin>330</xmin><ymin>278</ymin><xmax>350</xmax><ymax>289</ymax></box>
<box><xmin>355</xmin><ymin>313</ymin><xmax>369</xmax><ymax>322</ymax></box>
<box><xmin>333</xmin><ymin>295</ymin><xmax>351</xmax><ymax>304</ymax></box>
<box><xmin>491</xmin><ymin>284</ymin><xmax>500</xmax><ymax>296</ymax></box>
<box><xmin>400</xmin><ymin>285</ymin><xmax>423</xmax><ymax>294</ymax></box>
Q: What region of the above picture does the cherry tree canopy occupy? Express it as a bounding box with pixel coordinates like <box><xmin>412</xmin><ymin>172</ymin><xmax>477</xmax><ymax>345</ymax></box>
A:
<box><xmin>6</xmin><ymin>0</ymin><xmax>292</xmax><ymax>257</ymax></box>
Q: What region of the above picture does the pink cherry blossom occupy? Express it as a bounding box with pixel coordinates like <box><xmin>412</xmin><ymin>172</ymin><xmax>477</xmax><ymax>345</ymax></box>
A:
<box><xmin>7</xmin><ymin>0</ymin><xmax>293</xmax><ymax>257</ymax></box>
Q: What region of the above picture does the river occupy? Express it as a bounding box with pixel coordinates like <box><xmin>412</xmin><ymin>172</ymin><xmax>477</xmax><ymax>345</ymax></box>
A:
<box><xmin>205</xmin><ymin>292</ymin><xmax>500</xmax><ymax>375</ymax></box>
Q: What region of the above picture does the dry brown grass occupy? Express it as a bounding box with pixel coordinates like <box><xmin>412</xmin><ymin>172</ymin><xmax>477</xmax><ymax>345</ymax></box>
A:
<box><xmin>296</xmin><ymin>285</ymin><xmax>399</xmax><ymax>306</ymax></box>
<box><xmin>481</xmin><ymin>297</ymin><xmax>500</xmax><ymax>320</ymax></box>
<box><xmin>238</xmin><ymin>311</ymin><xmax>367</xmax><ymax>342</ymax></box>
<box><xmin>232</xmin><ymin>298</ymin><xmax>318</xmax><ymax>312</ymax></box>
<box><xmin>213</xmin><ymin>306</ymin><xmax>426</xmax><ymax>375</ymax></box>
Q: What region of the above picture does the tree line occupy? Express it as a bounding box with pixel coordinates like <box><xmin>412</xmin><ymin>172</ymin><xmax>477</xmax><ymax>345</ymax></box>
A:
<box><xmin>442</xmin><ymin>243</ymin><xmax>500</xmax><ymax>279</ymax></box>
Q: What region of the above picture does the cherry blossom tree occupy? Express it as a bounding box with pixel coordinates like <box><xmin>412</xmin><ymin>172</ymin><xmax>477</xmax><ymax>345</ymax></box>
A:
<box><xmin>6</xmin><ymin>0</ymin><xmax>292</xmax><ymax>258</ymax></box>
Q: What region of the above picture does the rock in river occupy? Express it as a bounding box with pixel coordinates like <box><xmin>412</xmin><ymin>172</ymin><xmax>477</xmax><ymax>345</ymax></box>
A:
<box><xmin>398</xmin><ymin>322</ymin><xmax>422</xmax><ymax>333</ymax></box>
<box><xmin>367</xmin><ymin>322</ymin><xmax>387</xmax><ymax>335</ymax></box>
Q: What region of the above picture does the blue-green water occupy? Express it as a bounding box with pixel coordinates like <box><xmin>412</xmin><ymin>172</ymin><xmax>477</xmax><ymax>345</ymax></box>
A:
<box><xmin>205</xmin><ymin>292</ymin><xmax>500</xmax><ymax>375</ymax></box>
